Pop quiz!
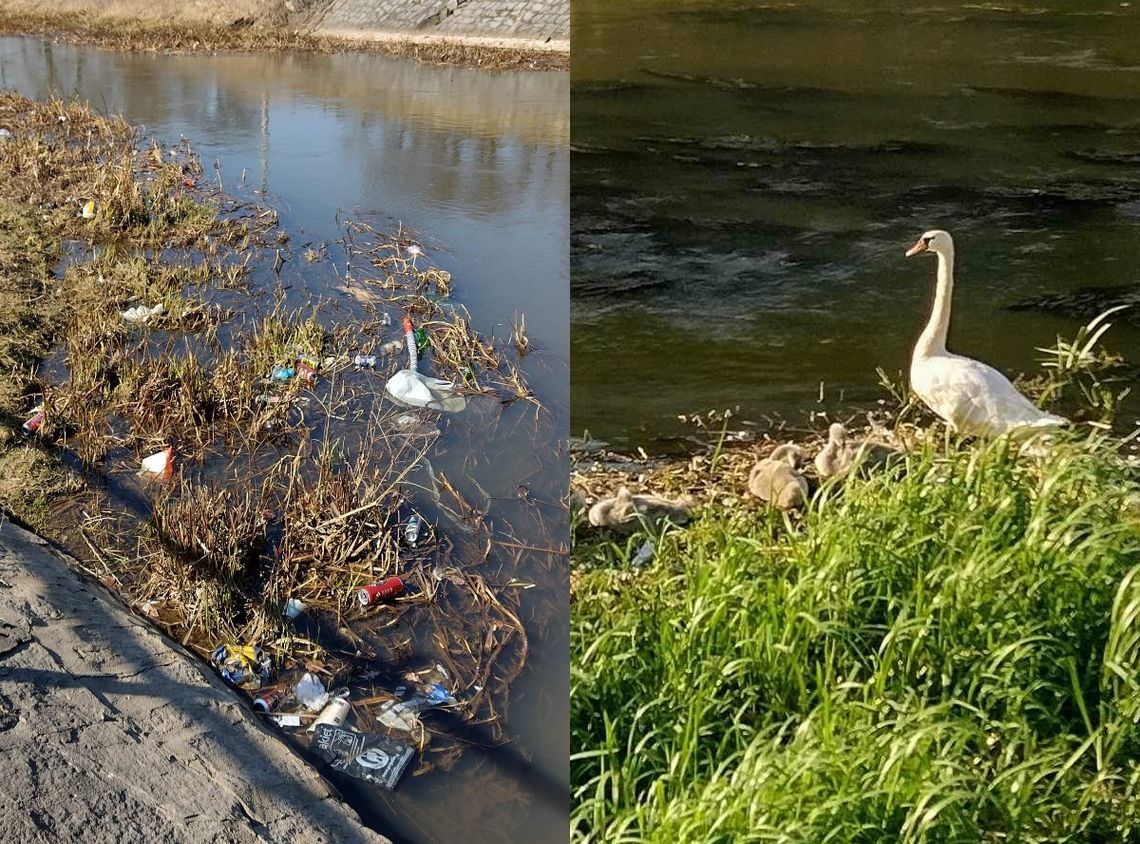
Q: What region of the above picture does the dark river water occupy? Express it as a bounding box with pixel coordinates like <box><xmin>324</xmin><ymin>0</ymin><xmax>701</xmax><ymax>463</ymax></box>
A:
<box><xmin>572</xmin><ymin>0</ymin><xmax>1140</xmax><ymax>449</ymax></box>
<box><xmin>0</xmin><ymin>37</ymin><xmax>568</xmax><ymax>844</ymax></box>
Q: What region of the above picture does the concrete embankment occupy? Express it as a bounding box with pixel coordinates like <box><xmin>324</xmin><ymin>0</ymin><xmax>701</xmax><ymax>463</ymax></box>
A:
<box><xmin>310</xmin><ymin>0</ymin><xmax>569</xmax><ymax>50</ymax></box>
<box><xmin>1</xmin><ymin>0</ymin><xmax>569</xmax><ymax>51</ymax></box>
<box><xmin>0</xmin><ymin>520</ymin><xmax>389</xmax><ymax>844</ymax></box>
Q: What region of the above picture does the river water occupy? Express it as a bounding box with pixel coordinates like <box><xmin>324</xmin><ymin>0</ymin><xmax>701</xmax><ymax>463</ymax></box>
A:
<box><xmin>572</xmin><ymin>0</ymin><xmax>1140</xmax><ymax>449</ymax></box>
<box><xmin>0</xmin><ymin>37</ymin><xmax>568</xmax><ymax>844</ymax></box>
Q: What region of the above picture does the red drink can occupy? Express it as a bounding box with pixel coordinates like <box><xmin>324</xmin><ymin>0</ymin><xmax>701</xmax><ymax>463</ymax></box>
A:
<box><xmin>358</xmin><ymin>577</ymin><xmax>404</xmax><ymax>606</ymax></box>
<box><xmin>252</xmin><ymin>687</ymin><xmax>284</xmax><ymax>712</ymax></box>
<box><xmin>22</xmin><ymin>409</ymin><xmax>44</xmax><ymax>435</ymax></box>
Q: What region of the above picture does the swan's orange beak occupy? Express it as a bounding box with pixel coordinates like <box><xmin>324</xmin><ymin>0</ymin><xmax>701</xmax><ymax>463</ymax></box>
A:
<box><xmin>905</xmin><ymin>237</ymin><xmax>928</xmax><ymax>257</ymax></box>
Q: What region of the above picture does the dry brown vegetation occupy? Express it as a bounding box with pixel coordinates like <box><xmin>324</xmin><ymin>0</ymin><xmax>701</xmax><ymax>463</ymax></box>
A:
<box><xmin>0</xmin><ymin>8</ymin><xmax>568</xmax><ymax>71</ymax></box>
<box><xmin>0</xmin><ymin>93</ymin><xmax>552</xmax><ymax>770</ymax></box>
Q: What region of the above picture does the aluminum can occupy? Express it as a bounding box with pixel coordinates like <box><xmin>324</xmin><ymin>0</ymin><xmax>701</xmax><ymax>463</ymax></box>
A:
<box><xmin>358</xmin><ymin>577</ymin><xmax>404</xmax><ymax>606</ymax></box>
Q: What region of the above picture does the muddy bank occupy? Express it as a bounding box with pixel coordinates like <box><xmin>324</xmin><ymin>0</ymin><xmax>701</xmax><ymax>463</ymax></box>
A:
<box><xmin>0</xmin><ymin>4</ymin><xmax>567</xmax><ymax>70</ymax></box>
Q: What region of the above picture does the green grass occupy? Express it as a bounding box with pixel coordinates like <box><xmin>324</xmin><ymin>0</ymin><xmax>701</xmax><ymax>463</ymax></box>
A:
<box><xmin>571</xmin><ymin>434</ymin><xmax>1140</xmax><ymax>842</ymax></box>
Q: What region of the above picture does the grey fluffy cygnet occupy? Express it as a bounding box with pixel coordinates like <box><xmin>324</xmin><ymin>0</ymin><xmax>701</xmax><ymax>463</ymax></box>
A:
<box><xmin>747</xmin><ymin>444</ymin><xmax>808</xmax><ymax>510</ymax></box>
<box><xmin>814</xmin><ymin>422</ymin><xmax>901</xmax><ymax>480</ymax></box>
<box><xmin>587</xmin><ymin>487</ymin><xmax>695</xmax><ymax>531</ymax></box>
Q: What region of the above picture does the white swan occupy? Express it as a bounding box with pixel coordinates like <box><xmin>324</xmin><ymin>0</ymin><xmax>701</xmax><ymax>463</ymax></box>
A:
<box><xmin>905</xmin><ymin>230</ymin><xmax>1067</xmax><ymax>438</ymax></box>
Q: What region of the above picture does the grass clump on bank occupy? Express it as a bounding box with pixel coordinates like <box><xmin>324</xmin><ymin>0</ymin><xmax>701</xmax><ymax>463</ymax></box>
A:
<box><xmin>572</xmin><ymin>432</ymin><xmax>1140</xmax><ymax>841</ymax></box>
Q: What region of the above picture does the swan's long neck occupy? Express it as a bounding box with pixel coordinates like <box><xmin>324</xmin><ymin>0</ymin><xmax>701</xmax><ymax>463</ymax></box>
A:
<box><xmin>915</xmin><ymin>246</ymin><xmax>954</xmax><ymax>359</ymax></box>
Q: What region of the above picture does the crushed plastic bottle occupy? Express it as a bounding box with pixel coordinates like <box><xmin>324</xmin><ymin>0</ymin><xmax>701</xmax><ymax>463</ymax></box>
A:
<box><xmin>404</xmin><ymin>515</ymin><xmax>421</xmax><ymax>546</ymax></box>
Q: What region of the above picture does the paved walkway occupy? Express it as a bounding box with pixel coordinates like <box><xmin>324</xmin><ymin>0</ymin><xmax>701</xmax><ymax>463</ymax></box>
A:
<box><xmin>314</xmin><ymin>0</ymin><xmax>568</xmax><ymax>45</ymax></box>
<box><xmin>0</xmin><ymin>520</ymin><xmax>389</xmax><ymax>844</ymax></box>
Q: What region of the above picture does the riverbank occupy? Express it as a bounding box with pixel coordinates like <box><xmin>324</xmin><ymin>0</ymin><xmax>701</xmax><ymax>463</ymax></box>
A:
<box><xmin>0</xmin><ymin>518</ymin><xmax>389</xmax><ymax>843</ymax></box>
<box><xmin>0</xmin><ymin>4</ymin><xmax>568</xmax><ymax>70</ymax></box>
<box><xmin>571</xmin><ymin>417</ymin><xmax>1140</xmax><ymax>840</ymax></box>
<box><xmin>570</xmin><ymin>306</ymin><xmax>1140</xmax><ymax>844</ymax></box>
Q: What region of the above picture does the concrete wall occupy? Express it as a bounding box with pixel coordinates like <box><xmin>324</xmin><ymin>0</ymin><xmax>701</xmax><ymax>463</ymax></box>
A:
<box><xmin>314</xmin><ymin>0</ymin><xmax>568</xmax><ymax>43</ymax></box>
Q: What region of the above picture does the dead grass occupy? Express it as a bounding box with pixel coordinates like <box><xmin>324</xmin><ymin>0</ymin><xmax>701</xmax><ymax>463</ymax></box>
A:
<box><xmin>0</xmin><ymin>91</ymin><xmax>544</xmax><ymax>771</ymax></box>
<box><xmin>0</xmin><ymin>9</ymin><xmax>569</xmax><ymax>71</ymax></box>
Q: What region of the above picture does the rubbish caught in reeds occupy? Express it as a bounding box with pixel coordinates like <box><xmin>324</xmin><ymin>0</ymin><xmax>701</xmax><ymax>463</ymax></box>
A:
<box><xmin>0</xmin><ymin>93</ymin><xmax>559</xmax><ymax>780</ymax></box>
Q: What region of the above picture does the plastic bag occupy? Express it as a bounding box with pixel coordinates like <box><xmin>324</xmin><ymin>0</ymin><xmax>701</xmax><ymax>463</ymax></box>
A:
<box><xmin>384</xmin><ymin>369</ymin><xmax>466</xmax><ymax>413</ymax></box>
<box><xmin>295</xmin><ymin>672</ymin><xmax>330</xmax><ymax>711</ymax></box>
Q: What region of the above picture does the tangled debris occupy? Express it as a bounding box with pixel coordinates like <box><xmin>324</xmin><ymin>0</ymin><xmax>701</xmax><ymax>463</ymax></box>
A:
<box><xmin>0</xmin><ymin>93</ymin><xmax>558</xmax><ymax>787</ymax></box>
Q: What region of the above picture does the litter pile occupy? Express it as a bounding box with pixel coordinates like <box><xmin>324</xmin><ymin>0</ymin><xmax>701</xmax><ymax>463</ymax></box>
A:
<box><xmin>1</xmin><ymin>95</ymin><xmax>550</xmax><ymax>792</ymax></box>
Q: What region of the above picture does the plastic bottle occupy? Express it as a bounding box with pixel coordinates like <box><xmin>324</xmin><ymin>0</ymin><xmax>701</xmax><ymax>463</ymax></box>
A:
<box><xmin>404</xmin><ymin>515</ymin><xmax>421</xmax><ymax>546</ymax></box>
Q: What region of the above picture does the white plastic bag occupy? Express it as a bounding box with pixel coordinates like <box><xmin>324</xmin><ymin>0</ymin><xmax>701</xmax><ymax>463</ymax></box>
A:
<box><xmin>295</xmin><ymin>672</ymin><xmax>330</xmax><ymax>712</ymax></box>
<box><xmin>384</xmin><ymin>369</ymin><xmax>466</xmax><ymax>413</ymax></box>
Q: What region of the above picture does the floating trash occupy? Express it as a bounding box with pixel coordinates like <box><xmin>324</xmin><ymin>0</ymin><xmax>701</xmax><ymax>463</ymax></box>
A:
<box><xmin>404</xmin><ymin>514</ymin><xmax>422</xmax><ymax>546</ymax></box>
<box><xmin>358</xmin><ymin>577</ymin><xmax>404</xmax><ymax>606</ymax></box>
<box><xmin>406</xmin><ymin>243</ymin><xmax>422</xmax><ymax>269</ymax></box>
<box><xmin>353</xmin><ymin>354</ymin><xmax>377</xmax><ymax>369</ymax></box>
<box><xmin>22</xmin><ymin>406</ymin><xmax>44</xmax><ymax>436</ymax></box>
<box><xmin>385</xmin><ymin>316</ymin><xmax>465</xmax><ymax>411</ymax></box>
<box><xmin>283</xmin><ymin>597</ymin><xmax>306</xmax><ymax>619</ymax></box>
<box><xmin>121</xmin><ymin>303</ymin><xmax>165</xmax><ymax>323</ymax></box>
<box><xmin>385</xmin><ymin>370</ymin><xmax>466</xmax><ymax>413</ymax></box>
<box><xmin>403</xmin><ymin>683</ymin><xmax>458</xmax><ymax>712</ymax></box>
<box><xmin>375</xmin><ymin>699</ymin><xmax>421</xmax><ymax>734</ymax></box>
<box><xmin>296</xmin><ymin>354</ymin><xmax>320</xmax><ymax>383</ymax></box>
<box><xmin>271</xmin><ymin>365</ymin><xmax>295</xmax><ymax>381</ymax></box>
<box><xmin>307</xmin><ymin>695</ymin><xmax>352</xmax><ymax>733</ymax></box>
<box><xmin>140</xmin><ymin>445</ymin><xmax>173</xmax><ymax>478</ymax></box>
<box><xmin>211</xmin><ymin>644</ymin><xmax>272</xmax><ymax>691</ymax></box>
<box><xmin>295</xmin><ymin>672</ymin><xmax>330</xmax><ymax>712</ymax></box>
<box><xmin>252</xmin><ymin>686</ymin><xmax>285</xmax><ymax>712</ymax></box>
<box><xmin>311</xmin><ymin>724</ymin><xmax>415</xmax><ymax>790</ymax></box>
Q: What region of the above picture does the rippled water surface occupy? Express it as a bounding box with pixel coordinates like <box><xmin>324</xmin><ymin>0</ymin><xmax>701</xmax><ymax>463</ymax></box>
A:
<box><xmin>572</xmin><ymin>0</ymin><xmax>1140</xmax><ymax>447</ymax></box>
<box><xmin>0</xmin><ymin>37</ymin><xmax>568</xmax><ymax>844</ymax></box>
